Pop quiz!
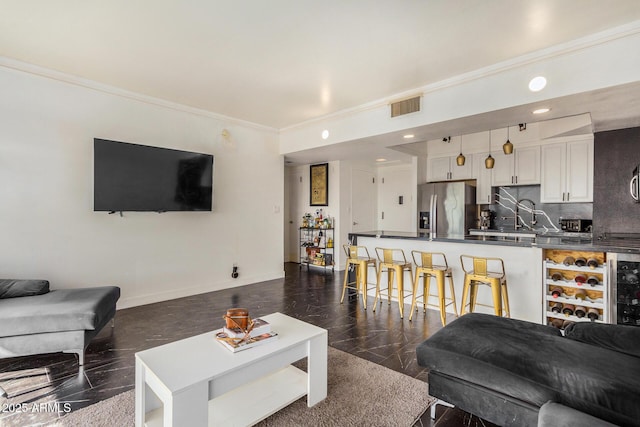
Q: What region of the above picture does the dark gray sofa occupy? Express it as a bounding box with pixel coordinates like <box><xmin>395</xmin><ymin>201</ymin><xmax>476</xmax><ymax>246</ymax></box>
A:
<box><xmin>416</xmin><ymin>313</ymin><xmax>640</xmax><ymax>426</ymax></box>
<box><xmin>0</xmin><ymin>280</ymin><xmax>120</xmax><ymax>368</ymax></box>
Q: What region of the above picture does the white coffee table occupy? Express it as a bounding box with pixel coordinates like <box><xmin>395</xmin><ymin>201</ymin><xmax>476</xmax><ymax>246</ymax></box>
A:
<box><xmin>135</xmin><ymin>312</ymin><xmax>327</xmax><ymax>426</ymax></box>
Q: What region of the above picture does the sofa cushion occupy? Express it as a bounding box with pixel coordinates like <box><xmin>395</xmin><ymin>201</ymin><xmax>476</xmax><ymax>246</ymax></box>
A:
<box><xmin>416</xmin><ymin>313</ymin><xmax>640</xmax><ymax>426</ymax></box>
<box><xmin>0</xmin><ymin>279</ymin><xmax>49</xmax><ymax>299</ymax></box>
<box><xmin>538</xmin><ymin>401</ymin><xmax>617</xmax><ymax>427</ymax></box>
<box><xmin>564</xmin><ymin>321</ymin><xmax>640</xmax><ymax>358</ymax></box>
<box><xmin>0</xmin><ymin>286</ymin><xmax>120</xmax><ymax>337</ymax></box>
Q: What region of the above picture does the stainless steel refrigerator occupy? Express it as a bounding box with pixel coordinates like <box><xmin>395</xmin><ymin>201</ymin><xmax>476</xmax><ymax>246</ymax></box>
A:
<box><xmin>417</xmin><ymin>181</ymin><xmax>477</xmax><ymax>237</ymax></box>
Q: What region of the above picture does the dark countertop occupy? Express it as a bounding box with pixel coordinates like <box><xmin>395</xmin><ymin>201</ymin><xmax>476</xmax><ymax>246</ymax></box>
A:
<box><xmin>349</xmin><ymin>230</ymin><xmax>640</xmax><ymax>254</ymax></box>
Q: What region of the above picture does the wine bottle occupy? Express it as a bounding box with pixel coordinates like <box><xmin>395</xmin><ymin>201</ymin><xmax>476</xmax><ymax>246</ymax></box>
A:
<box><xmin>574</xmin><ymin>274</ymin><xmax>587</xmax><ymax>285</ymax></box>
<box><xmin>563</xmin><ymin>256</ymin><xmax>575</xmax><ymax>266</ymax></box>
<box><xmin>562</xmin><ymin>304</ymin><xmax>575</xmax><ymax>317</ymax></box>
<box><xmin>574</xmin><ymin>305</ymin><xmax>587</xmax><ymax>318</ymax></box>
<box><xmin>551</xmin><ymin>302</ymin><xmax>563</xmax><ymax>313</ymax></box>
<box><xmin>587</xmin><ymin>276</ymin><xmax>599</xmax><ymax>286</ymax></box>
<box><xmin>587</xmin><ymin>258</ymin><xmax>599</xmax><ymax>269</ymax></box>
<box><xmin>551</xmin><ymin>287</ymin><xmax>563</xmax><ymax>298</ymax></box>
<box><xmin>574</xmin><ymin>289</ymin><xmax>587</xmax><ymax>300</ymax></box>
<box><xmin>551</xmin><ymin>272</ymin><xmax>564</xmax><ymax>281</ymax></box>
<box><xmin>575</xmin><ymin>257</ymin><xmax>587</xmax><ymax>267</ymax></box>
<box><xmin>587</xmin><ymin>308</ymin><xmax>599</xmax><ymax>321</ymax></box>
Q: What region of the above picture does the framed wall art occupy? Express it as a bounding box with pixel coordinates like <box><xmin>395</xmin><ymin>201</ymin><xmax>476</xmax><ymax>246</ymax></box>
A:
<box><xmin>310</xmin><ymin>163</ymin><xmax>329</xmax><ymax>206</ymax></box>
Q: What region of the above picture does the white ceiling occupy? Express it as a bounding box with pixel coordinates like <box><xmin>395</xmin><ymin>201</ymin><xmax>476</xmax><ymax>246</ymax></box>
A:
<box><xmin>2</xmin><ymin>1</ymin><xmax>640</xmax><ymax>163</ymax></box>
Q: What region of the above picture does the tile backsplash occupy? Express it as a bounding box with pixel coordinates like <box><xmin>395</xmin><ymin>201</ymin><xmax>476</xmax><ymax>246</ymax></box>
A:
<box><xmin>484</xmin><ymin>185</ymin><xmax>593</xmax><ymax>232</ymax></box>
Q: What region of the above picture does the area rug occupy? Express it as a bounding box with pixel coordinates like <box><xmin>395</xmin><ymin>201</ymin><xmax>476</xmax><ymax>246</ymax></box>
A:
<box><xmin>54</xmin><ymin>347</ymin><xmax>434</xmax><ymax>426</ymax></box>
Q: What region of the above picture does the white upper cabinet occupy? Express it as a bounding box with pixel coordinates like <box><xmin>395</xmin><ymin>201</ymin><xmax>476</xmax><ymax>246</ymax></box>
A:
<box><xmin>541</xmin><ymin>137</ymin><xmax>593</xmax><ymax>203</ymax></box>
<box><xmin>491</xmin><ymin>146</ymin><xmax>540</xmax><ymax>186</ymax></box>
<box><xmin>473</xmin><ymin>152</ymin><xmax>493</xmax><ymax>204</ymax></box>
<box><xmin>427</xmin><ymin>155</ymin><xmax>473</xmax><ymax>182</ymax></box>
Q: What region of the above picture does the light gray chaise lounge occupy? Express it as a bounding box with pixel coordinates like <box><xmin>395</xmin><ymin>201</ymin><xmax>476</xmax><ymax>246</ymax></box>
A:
<box><xmin>0</xmin><ymin>279</ymin><xmax>120</xmax><ymax>397</ymax></box>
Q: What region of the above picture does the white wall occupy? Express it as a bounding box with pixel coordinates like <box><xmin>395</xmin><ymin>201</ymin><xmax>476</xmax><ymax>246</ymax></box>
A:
<box><xmin>0</xmin><ymin>66</ymin><xmax>284</xmax><ymax>309</ymax></box>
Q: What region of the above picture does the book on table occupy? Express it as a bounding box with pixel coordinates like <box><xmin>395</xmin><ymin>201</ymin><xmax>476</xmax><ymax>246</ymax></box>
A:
<box><xmin>216</xmin><ymin>331</ymin><xmax>278</xmax><ymax>353</ymax></box>
<box><xmin>223</xmin><ymin>318</ymin><xmax>271</xmax><ymax>338</ymax></box>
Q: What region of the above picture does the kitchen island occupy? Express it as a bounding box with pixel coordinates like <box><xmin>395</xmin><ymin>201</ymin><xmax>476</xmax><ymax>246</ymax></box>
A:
<box><xmin>348</xmin><ymin>231</ymin><xmax>640</xmax><ymax>324</ymax></box>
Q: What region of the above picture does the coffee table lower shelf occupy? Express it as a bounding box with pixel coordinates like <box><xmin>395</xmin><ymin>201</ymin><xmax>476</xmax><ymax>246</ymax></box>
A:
<box><xmin>144</xmin><ymin>365</ymin><xmax>307</xmax><ymax>427</ymax></box>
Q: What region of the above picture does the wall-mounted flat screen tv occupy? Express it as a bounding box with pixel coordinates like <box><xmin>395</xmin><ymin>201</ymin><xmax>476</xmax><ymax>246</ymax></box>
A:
<box><xmin>94</xmin><ymin>139</ymin><xmax>213</xmax><ymax>212</ymax></box>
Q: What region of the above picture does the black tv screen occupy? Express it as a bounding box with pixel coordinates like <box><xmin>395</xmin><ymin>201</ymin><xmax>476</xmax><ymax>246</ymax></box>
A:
<box><xmin>94</xmin><ymin>139</ymin><xmax>213</xmax><ymax>212</ymax></box>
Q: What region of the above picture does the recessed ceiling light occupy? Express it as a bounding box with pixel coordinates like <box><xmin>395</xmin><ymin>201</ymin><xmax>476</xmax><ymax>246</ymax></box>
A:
<box><xmin>533</xmin><ymin>108</ymin><xmax>550</xmax><ymax>114</ymax></box>
<box><xmin>528</xmin><ymin>76</ymin><xmax>547</xmax><ymax>92</ymax></box>
<box><xmin>376</xmin><ymin>158</ymin><xmax>387</xmax><ymax>162</ymax></box>
<box><xmin>403</xmin><ymin>134</ymin><xmax>414</xmax><ymax>139</ymax></box>
<box><xmin>321</xmin><ymin>129</ymin><xmax>329</xmax><ymax>139</ymax></box>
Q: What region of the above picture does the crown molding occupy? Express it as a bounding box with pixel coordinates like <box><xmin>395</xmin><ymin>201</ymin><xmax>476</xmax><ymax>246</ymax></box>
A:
<box><xmin>0</xmin><ymin>56</ymin><xmax>278</xmax><ymax>134</ymax></box>
<box><xmin>281</xmin><ymin>19</ymin><xmax>640</xmax><ymax>133</ymax></box>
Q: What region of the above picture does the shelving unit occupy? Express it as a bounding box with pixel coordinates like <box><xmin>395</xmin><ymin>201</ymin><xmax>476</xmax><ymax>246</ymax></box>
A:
<box><xmin>299</xmin><ymin>227</ymin><xmax>334</xmax><ymax>273</ymax></box>
<box><xmin>542</xmin><ymin>249</ymin><xmax>608</xmax><ymax>330</ymax></box>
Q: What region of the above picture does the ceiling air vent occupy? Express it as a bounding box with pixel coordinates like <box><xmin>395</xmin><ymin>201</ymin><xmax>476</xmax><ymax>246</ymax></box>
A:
<box><xmin>390</xmin><ymin>95</ymin><xmax>421</xmax><ymax>118</ymax></box>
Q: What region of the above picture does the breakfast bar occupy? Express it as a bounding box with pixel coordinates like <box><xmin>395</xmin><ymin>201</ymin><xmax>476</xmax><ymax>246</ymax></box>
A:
<box><xmin>349</xmin><ymin>231</ymin><xmax>640</xmax><ymax>325</ymax></box>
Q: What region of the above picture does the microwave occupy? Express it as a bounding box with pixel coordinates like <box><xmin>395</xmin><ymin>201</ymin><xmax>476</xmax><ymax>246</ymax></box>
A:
<box><xmin>560</xmin><ymin>219</ymin><xmax>592</xmax><ymax>232</ymax></box>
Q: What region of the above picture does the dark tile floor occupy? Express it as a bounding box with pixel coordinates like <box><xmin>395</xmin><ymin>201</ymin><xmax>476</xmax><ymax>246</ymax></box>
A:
<box><xmin>0</xmin><ymin>263</ymin><xmax>495</xmax><ymax>426</ymax></box>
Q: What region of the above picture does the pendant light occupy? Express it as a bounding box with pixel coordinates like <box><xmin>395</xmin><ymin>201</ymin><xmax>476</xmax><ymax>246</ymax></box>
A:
<box><xmin>456</xmin><ymin>135</ymin><xmax>466</xmax><ymax>166</ymax></box>
<box><xmin>503</xmin><ymin>126</ymin><xmax>514</xmax><ymax>155</ymax></box>
<box><xmin>485</xmin><ymin>131</ymin><xmax>495</xmax><ymax>169</ymax></box>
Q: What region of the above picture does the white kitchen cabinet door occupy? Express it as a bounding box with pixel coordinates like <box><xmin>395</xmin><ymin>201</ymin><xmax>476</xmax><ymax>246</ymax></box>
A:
<box><xmin>473</xmin><ymin>152</ymin><xmax>493</xmax><ymax>204</ymax></box>
<box><xmin>428</xmin><ymin>155</ymin><xmax>472</xmax><ymax>182</ymax></box>
<box><xmin>491</xmin><ymin>146</ymin><xmax>540</xmax><ymax>186</ymax></box>
<box><xmin>565</xmin><ymin>139</ymin><xmax>593</xmax><ymax>202</ymax></box>
<box><xmin>428</xmin><ymin>156</ymin><xmax>452</xmax><ymax>182</ymax></box>
<box><xmin>450</xmin><ymin>155</ymin><xmax>473</xmax><ymax>181</ymax></box>
<box><xmin>491</xmin><ymin>152</ymin><xmax>515</xmax><ymax>186</ymax></box>
<box><xmin>514</xmin><ymin>146</ymin><xmax>540</xmax><ymax>185</ymax></box>
<box><xmin>540</xmin><ymin>138</ymin><xmax>593</xmax><ymax>203</ymax></box>
<box><xmin>540</xmin><ymin>143</ymin><xmax>567</xmax><ymax>203</ymax></box>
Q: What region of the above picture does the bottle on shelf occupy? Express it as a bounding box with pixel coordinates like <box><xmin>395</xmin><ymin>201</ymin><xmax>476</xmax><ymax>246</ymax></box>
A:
<box><xmin>562</xmin><ymin>304</ymin><xmax>575</xmax><ymax>317</ymax></box>
<box><xmin>551</xmin><ymin>272</ymin><xmax>564</xmax><ymax>281</ymax></box>
<box><xmin>587</xmin><ymin>258</ymin><xmax>599</xmax><ymax>269</ymax></box>
<box><xmin>563</xmin><ymin>256</ymin><xmax>576</xmax><ymax>266</ymax></box>
<box><xmin>551</xmin><ymin>287</ymin><xmax>563</xmax><ymax>298</ymax></box>
<box><xmin>587</xmin><ymin>308</ymin><xmax>600</xmax><ymax>322</ymax></box>
<box><xmin>574</xmin><ymin>305</ymin><xmax>587</xmax><ymax>318</ymax></box>
<box><xmin>551</xmin><ymin>302</ymin><xmax>563</xmax><ymax>313</ymax></box>
<box><xmin>575</xmin><ymin>257</ymin><xmax>587</xmax><ymax>267</ymax></box>
<box><xmin>574</xmin><ymin>274</ymin><xmax>587</xmax><ymax>285</ymax></box>
<box><xmin>587</xmin><ymin>276</ymin><xmax>599</xmax><ymax>286</ymax></box>
<box><xmin>574</xmin><ymin>289</ymin><xmax>587</xmax><ymax>300</ymax></box>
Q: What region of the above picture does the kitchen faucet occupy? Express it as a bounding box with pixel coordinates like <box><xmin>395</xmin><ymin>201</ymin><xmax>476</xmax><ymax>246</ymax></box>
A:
<box><xmin>515</xmin><ymin>198</ymin><xmax>537</xmax><ymax>230</ymax></box>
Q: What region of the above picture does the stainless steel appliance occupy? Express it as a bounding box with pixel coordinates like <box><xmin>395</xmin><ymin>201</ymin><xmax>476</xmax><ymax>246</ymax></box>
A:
<box><xmin>602</xmin><ymin>233</ymin><xmax>640</xmax><ymax>327</ymax></box>
<box><xmin>417</xmin><ymin>181</ymin><xmax>477</xmax><ymax>237</ymax></box>
<box><xmin>479</xmin><ymin>209</ymin><xmax>494</xmax><ymax>230</ymax></box>
<box><xmin>630</xmin><ymin>165</ymin><xmax>640</xmax><ymax>202</ymax></box>
<box><xmin>560</xmin><ymin>219</ymin><xmax>593</xmax><ymax>232</ymax></box>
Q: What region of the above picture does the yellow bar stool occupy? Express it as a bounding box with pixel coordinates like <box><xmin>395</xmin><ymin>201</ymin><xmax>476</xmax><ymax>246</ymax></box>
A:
<box><xmin>410</xmin><ymin>251</ymin><xmax>458</xmax><ymax>325</ymax></box>
<box><xmin>340</xmin><ymin>245</ymin><xmax>377</xmax><ymax>309</ymax></box>
<box><xmin>459</xmin><ymin>255</ymin><xmax>510</xmax><ymax>318</ymax></box>
<box><xmin>373</xmin><ymin>248</ymin><xmax>413</xmax><ymax>318</ymax></box>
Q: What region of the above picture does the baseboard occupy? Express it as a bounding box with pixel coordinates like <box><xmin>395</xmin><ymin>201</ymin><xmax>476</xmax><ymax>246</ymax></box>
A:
<box><xmin>116</xmin><ymin>271</ymin><xmax>285</xmax><ymax>309</ymax></box>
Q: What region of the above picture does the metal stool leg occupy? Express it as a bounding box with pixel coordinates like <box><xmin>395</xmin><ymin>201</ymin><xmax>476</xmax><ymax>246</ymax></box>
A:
<box><xmin>447</xmin><ymin>272</ymin><xmax>459</xmax><ymax>318</ymax></box>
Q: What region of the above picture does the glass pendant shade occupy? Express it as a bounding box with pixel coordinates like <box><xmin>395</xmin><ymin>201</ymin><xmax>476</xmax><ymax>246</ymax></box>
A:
<box><xmin>503</xmin><ymin>139</ymin><xmax>513</xmax><ymax>154</ymax></box>
<box><xmin>485</xmin><ymin>154</ymin><xmax>495</xmax><ymax>169</ymax></box>
<box><xmin>456</xmin><ymin>135</ymin><xmax>465</xmax><ymax>166</ymax></box>
<box><xmin>485</xmin><ymin>130</ymin><xmax>495</xmax><ymax>169</ymax></box>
